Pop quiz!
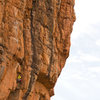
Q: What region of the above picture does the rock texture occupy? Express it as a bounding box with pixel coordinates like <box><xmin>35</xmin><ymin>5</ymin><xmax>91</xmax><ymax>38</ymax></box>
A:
<box><xmin>0</xmin><ymin>0</ymin><xmax>75</xmax><ymax>100</ymax></box>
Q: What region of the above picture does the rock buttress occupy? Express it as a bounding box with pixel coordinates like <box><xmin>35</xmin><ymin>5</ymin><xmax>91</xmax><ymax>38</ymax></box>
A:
<box><xmin>0</xmin><ymin>0</ymin><xmax>76</xmax><ymax>100</ymax></box>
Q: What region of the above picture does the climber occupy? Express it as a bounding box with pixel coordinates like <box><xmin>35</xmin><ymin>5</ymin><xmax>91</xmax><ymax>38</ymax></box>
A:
<box><xmin>17</xmin><ymin>74</ymin><xmax>22</xmax><ymax>84</ymax></box>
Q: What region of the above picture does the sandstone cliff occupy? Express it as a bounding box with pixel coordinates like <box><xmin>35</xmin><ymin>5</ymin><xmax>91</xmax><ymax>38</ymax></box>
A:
<box><xmin>0</xmin><ymin>0</ymin><xmax>75</xmax><ymax>100</ymax></box>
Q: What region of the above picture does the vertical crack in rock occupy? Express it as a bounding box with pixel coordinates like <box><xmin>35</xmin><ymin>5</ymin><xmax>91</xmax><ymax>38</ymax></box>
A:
<box><xmin>47</xmin><ymin>41</ymin><xmax>53</xmax><ymax>77</ymax></box>
<box><xmin>46</xmin><ymin>0</ymin><xmax>54</xmax><ymax>77</ymax></box>
<box><xmin>23</xmin><ymin>0</ymin><xmax>39</xmax><ymax>99</ymax></box>
<box><xmin>22</xmin><ymin>71</ymin><xmax>36</xmax><ymax>100</ymax></box>
<box><xmin>0</xmin><ymin>66</ymin><xmax>5</xmax><ymax>81</ymax></box>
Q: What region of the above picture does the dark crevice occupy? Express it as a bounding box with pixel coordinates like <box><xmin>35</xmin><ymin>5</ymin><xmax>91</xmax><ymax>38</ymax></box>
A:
<box><xmin>0</xmin><ymin>44</ymin><xmax>7</xmax><ymax>49</ymax></box>
<box><xmin>47</xmin><ymin>48</ymin><xmax>53</xmax><ymax>77</ymax></box>
<box><xmin>7</xmin><ymin>89</ymin><xmax>20</xmax><ymax>100</ymax></box>
<box><xmin>23</xmin><ymin>0</ymin><xmax>39</xmax><ymax>99</ymax></box>
<box><xmin>22</xmin><ymin>70</ymin><xmax>36</xmax><ymax>100</ymax></box>
<box><xmin>47</xmin><ymin>11</ymin><xmax>54</xmax><ymax>77</ymax></box>
<box><xmin>13</xmin><ymin>54</ymin><xmax>24</xmax><ymax>66</ymax></box>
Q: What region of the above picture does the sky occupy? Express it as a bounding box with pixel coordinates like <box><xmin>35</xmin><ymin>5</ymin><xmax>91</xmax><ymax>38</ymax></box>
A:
<box><xmin>51</xmin><ymin>0</ymin><xmax>100</xmax><ymax>100</ymax></box>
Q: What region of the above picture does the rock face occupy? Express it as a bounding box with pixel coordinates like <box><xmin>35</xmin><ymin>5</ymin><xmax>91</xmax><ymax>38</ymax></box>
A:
<box><xmin>0</xmin><ymin>0</ymin><xmax>75</xmax><ymax>100</ymax></box>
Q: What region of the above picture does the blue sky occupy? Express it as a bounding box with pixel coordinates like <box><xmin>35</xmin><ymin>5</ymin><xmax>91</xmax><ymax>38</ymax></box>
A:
<box><xmin>51</xmin><ymin>0</ymin><xmax>100</xmax><ymax>100</ymax></box>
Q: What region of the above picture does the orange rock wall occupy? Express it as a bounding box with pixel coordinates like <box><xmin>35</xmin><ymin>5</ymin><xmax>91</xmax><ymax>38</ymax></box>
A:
<box><xmin>0</xmin><ymin>0</ymin><xmax>75</xmax><ymax>100</ymax></box>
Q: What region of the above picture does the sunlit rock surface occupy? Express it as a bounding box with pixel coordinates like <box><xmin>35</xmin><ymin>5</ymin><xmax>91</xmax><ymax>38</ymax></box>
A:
<box><xmin>0</xmin><ymin>0</ymin><xmax>75</xmax><ymax>99</ymax></box>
